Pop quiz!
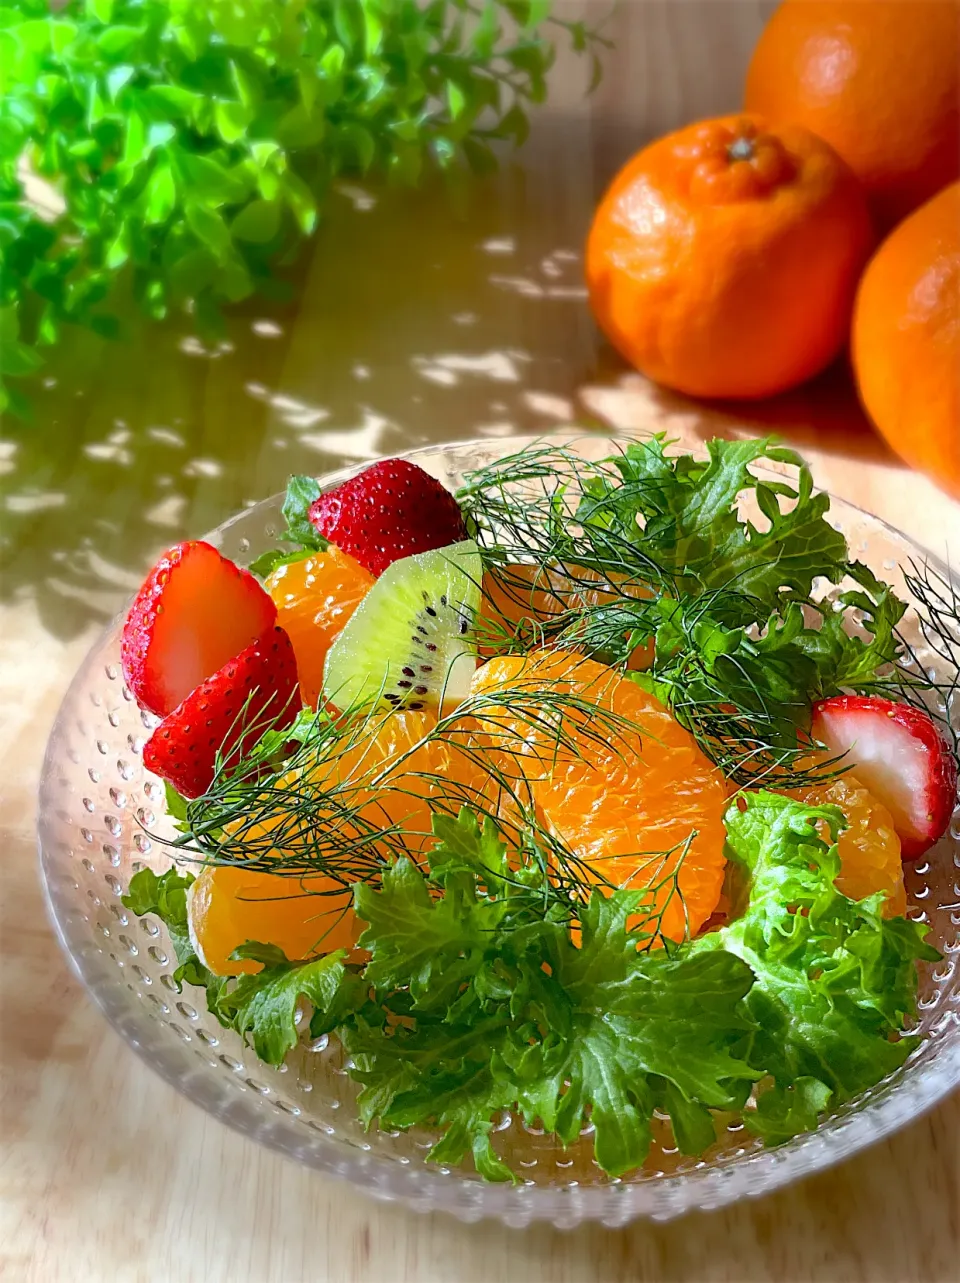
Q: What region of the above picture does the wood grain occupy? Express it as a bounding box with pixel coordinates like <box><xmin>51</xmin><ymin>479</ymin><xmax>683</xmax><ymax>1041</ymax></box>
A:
<box><xmin>2</xmin><ymin>2</ymin><xmax>959</xmax><ymax>1279</ymax></box>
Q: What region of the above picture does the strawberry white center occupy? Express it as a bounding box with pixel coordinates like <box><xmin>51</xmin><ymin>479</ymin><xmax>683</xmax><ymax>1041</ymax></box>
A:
<box><xmin>817</xmin><ymin>709</ymin><xmax>930</xmax><ymax>840</ymax></box>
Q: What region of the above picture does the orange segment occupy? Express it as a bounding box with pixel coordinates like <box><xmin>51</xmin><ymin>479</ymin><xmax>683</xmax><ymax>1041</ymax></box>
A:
<box><xmin>265</xmin><ymin>549</ymin><xmax>375</xmax><ymax>708</ymax></box>
<box><xmin>188</xmin><ymin>864</ymin><xmax>356</xmax><ymax>977</ymax></box>
<box><xmin>463</xmin><ymin>651</ymin><xmax>729</xmax><ymax>942</ymax></box>
<box><xmin>793</xmin><ymin>774</ymin><xmax>906</xmax><ymax>918</ymax></box>
<box><xmin>238</xmin><ymin>709</ymin><xmax>482</xmax><ymax>863</ymax></box>
<box><xmin>191</xmin><ymin>711</ymin><xmax>484</xmax><ymax>976</ymax></box>
<box><xmin>303</xmin><ymin>710</ymin><xmax>484</xmax><ymax>858</ymax></box>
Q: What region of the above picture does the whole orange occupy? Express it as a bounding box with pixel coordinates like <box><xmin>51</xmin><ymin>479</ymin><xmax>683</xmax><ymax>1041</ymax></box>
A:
<box><xmin>585</xmin><ymin>114</ymin><xmax>874</xmax><ymax>400</ymax></box>
<box><xmin>852</xmin><ymin>182</ymin><xmax>960</xmax><ymax>498</ymax></box>
<box><xmin>745</xmin><ymin>0</ymin><xmax>960</xmax><ymax>229</ymax></box>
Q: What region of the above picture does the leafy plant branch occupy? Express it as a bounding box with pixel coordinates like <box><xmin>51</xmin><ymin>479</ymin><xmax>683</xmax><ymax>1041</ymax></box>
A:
<box><xmin>0</xmin><ymin>0</ymin><xmax>605</xmax><ymax>415</ymax></box>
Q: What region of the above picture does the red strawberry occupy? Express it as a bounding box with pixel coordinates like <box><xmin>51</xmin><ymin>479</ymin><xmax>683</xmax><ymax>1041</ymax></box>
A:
<box><xmin>143</xmin><ymin>626</ymin><xmax>300</xmax><ymax>798</ymax></box>
<box><xmin>812</xmin><ymin>695</ymin><xmax>958</xmax><ymax>859</ymax></box>
<box><xmin>122</xmin><ymin>541</ymin><xmax>276</xmax><ymax>717</ymax></box>
<box><xmin>308</xmin><ymin>458</ymin><xmax>468</xmax><ymax>576</ymax></box>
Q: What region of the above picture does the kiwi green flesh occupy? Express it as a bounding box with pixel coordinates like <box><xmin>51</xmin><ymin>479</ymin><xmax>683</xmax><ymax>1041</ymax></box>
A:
<box><xmin>323</xmin><ymin>540</ymin><xmax>482</xmax><ymax>712</ymax></box>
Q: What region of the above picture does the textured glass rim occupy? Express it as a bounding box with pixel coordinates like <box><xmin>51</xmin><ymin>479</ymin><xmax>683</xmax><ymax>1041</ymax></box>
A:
<box><xmin>37</xmin><ymin>432</ymin><xmax>960</xmax><ymax>1228</ymax></box>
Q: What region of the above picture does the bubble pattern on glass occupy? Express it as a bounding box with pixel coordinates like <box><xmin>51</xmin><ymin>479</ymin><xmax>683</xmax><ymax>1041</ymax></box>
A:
<box><xmin>37</xmin><ymin>438</ymin><xmax>960</xmax><ymax>1227</ymax></box>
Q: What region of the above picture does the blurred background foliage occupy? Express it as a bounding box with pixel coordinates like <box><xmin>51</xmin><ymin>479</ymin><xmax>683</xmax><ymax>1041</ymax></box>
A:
<box><xmin>0</xmin><ymin>0</ymin><xmax>601</xmax><ymax>414</ymax></box>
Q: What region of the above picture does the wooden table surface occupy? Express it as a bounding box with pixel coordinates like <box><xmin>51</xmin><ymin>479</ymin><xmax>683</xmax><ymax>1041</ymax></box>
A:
<box><xmin>2</xmin><ymin>3</ymin><xmax>959</xmax><ymax>1280</ymax></box>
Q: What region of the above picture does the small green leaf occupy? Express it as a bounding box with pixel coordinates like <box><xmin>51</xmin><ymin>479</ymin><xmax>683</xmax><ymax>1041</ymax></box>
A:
<box><xmin>337</xmin><ymin>122</ymin><xmax>375</xmax><ymax>174</ymax></box>
<box><xmin>96</xmin><ymin>24</ymin><xmax>141</xmax><ymax>59</ymax></box>
<box><xmin>749</xmin><ymin>1078</ymin><xmax>834</xmax><ymax>1145</ymax></box>
<box><xmin>492</xmin><ymin>103</ymin><xmax>529</xmax><ymax>146</ymax></box>
<box><xmin>333</xmin><ymin>0</ymin><xmax>363</xmax><ymax>52</ymax></box>
<box><xmin>217</xmin><ymin>255</ymin><xmax>254</xmax><ymax>303</ymax></box>
<box><xmin>143</xmin><ymin>163</ymin><xmax>176</xmax><ymax>224</ymax></box>
<box><xmin>218</xmin><ymin>949</ymin><xmax>358</xmax><ymax>1065</ymax></box>
<box><xmin>462</xmin><ymin>137</ymin><xmax>498</xmax><ymax>176</ymax></box>
<box><xmin>230</xmin><ymin>941</ymin><xmax>291</xmax><ymax>968</ymax></box>
<box><xmin>447</xmin><ymin>80</ymin><xmax>467</xmax><ymax>121</ymax></box>
<box><xmin>281</xmin><ymin>171</ymin><xmax>317</xmax><ymax>235</ymax></box>
<box><xmin>86</xmin><ymin>0</ymin><xmax>114</xmax><ymax>21</ymax></box>
<box><xmin>525</xmin><ymin>0</ymin><xmax>552</xmax><ymax>28</ymax></box>
<box><xmin>175</xmin><ymin>151</ymin><xmax>251</xmax><ymax>206</ymax></box>
<box><xmin>231</xmin><ymin>198</ymin><xmax>281</xmax><ymax>244</ymax></box>
<box><xmin>277</xmin><ymin>103</ymin><xmax>326</xmax><ymax>149</ymax></box>
<box><xmin>277</xmin><ymin>473</ymin><xmax>326</xmax><ymax>548</ymax></box>
<box><xmin>0</xmin><ymin>340</ymin><xmax>44</xmax><ymax>377</ymax></box>
<box><xmin>0</xmin><ymin>307</ymin><xmax>21</xmax><ymax>345</ymax></box>
<box><xmin>230</xmin><ymin>58</ymin><xmax>261</xmax><ymax>108</ymax></box>
<box><xmin>141</xmin><ymin>84</ymin><xmax>203</xmax><ymax>122</ymax></box>
<box><xmin>660</xmin><ymin>1081</ymin><xmax>717</xmax><ymax>1155</ymax></box>
<box><xmin>37</xmin><ymin>308</ymin><xmax>59</xmax><ymax>346</ymax></box>
<box><xmin>105</xmin><ymin>63</ymin><xmax>133</xmax><ymax>100</ymax></box>
<box><xmin>172</xmin><ymin>15</ymin><xmax>204</xmax><ymax>60</ymax></box>
<box><xmin>120</xmin><ymin>865</ymin><xmax>196</xmax><ymax>969</ymax></box>
<box><xmin>320</xmin><ymin>42</ymin><xmax>345</xmax><ymax>79</ymax></box>
<box><xmin>184</xmin><ymin>203</ymin><xmax>232</xmax><ymax>259</ymax></box>
<box><xmin>215</xmin><ymin>99</ymin><xmax>252</xmax><ymax>144</ymax></box>
<box><xmin>363</xmin><ymin>6</ymin><xmax>383</xmax><ymax>55</ymax></box>
<box><xmin>104</xmin><ymin>230</ymin><xmax>129</xmax><ymax>269</ymax></box>
<box><xmin>247</xmin><ymin>546</ymin><xmax>314</xmax><ymax>580</ymax></box>
<box><xmin>164</xmin><ymin>780</ymin><xmax>189</xmax><ymax>824</ymax></box>
<box><xmin>121</xmin><ymin>867</ymin><xmax>167</xmax><ymax>918</ymax></box>
<box><xmin>121</xmin><ymin>111</ymin><xmax>146</xmax><ymax>167</ymax></box>
<box><xmin>472</xmin><ymin>3</ymin><xmax>501</xmax><ymax>59</ymax></box>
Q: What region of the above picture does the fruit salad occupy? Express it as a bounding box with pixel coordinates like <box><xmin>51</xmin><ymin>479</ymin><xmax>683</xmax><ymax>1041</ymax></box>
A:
<box><xmin>119</xmin><ymin>437</ymin><xmax>958</xmax><ymax>1181</ymax></box>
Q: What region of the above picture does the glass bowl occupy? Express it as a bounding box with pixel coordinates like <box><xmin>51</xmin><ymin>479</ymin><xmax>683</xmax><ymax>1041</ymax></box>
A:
<box><xmin>38</xmin><ymin>433</ymin><xmax>960</xmax><ymax>1228</ymax></box>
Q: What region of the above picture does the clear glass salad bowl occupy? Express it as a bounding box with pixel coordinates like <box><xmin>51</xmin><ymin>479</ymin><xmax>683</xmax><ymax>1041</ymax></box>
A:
<box><xmin>38</xmin><ymin>434</ymin><xmax>960</xmax><ymax>1228</ymax></box>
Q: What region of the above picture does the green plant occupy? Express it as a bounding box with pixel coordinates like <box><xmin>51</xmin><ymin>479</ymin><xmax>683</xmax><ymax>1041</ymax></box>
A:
<box><xmin>0</xmin><ymin>0</ymin><xmax>601</xmax><ymax>415</ymax></box>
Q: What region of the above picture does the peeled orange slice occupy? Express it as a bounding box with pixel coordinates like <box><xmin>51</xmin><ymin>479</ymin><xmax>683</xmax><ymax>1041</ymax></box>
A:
<box><xmin>190</xmin><ymin>710</ymin><xmax>482</xmax><ymax>975</ymax></box>
<box><xmin>463</xmin><ymin>651</ymin><xmax>729</xmax><ymax>942</ymax></box>
<box><xmin>794</xmin><ymin>773</ymin><xmax>906</xmax><ymax>918</ymax></box>
<box><xmin>265</xmin><ymin>548</ymin><xmax>375</xmax><ymax>708</ymax></box>
<box><xmin>302</xmin><ymin>709</ymin><xmax>482</xmax><ymax>857</ymax></box>
<box><xmin>188</xmin><ymin>864</ymin><xmax>357</xmax><ymax>976</ymax></box>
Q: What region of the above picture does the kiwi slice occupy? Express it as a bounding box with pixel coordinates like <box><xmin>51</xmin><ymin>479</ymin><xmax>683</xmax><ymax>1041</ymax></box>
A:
<box><xmin>323</xmin><ymin>540</ymin><xmax>482</xmax><ymax>712</ymax></box>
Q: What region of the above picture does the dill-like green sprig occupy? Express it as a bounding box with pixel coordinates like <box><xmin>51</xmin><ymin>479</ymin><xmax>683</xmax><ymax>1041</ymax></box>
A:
<box><xmin>460</xmin><ymin>441</ymin><xmax>673</xmax><ymax>596</ymax></box>
<box><xmin>155</xmin><ymin>675</ymin><xmax>695</xmax><ymax>938</ymax></box>
<box><xmin>459</xmin><ymin>438</ymin><xmax>960</xmax><ymax>786</ymax></box>
<box><xmin>885</xmin><ymin>557</ymin><xmax>960</xmax><ymax>750</ymax></box>
<box><xmin>459</xmin><ymin>442</ymin><xmax>845</xmax><ymax>786</ymax></box>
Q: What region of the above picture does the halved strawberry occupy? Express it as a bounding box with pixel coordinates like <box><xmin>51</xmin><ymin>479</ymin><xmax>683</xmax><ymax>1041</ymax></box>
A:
<box><xmin>143</xmin><ymin>626</ymin><xmax>299</xmax><ymax>798</ymax></box>
<box><xmin>308</xmin><ymin>458</ymin><xmax>468</xmax><ymax>577</ymax></box>
<box><xmin>122</xmin><ymin>541</ymin><xmax>276</xmax><ymax>717</ymax></box>
<box><xmin>812</xmin><ymin>695</ymin><xmax>958</xmax><ymax>859</ymax></box>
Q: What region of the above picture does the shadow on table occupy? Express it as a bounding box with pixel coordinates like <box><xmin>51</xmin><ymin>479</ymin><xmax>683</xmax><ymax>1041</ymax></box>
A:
<box><xmin>582</xmin><ymin>348</ymin><xmax>898</xmax><ymax>468</ymax></box>
<box><xmin>0</xmin><ymin>158</ymin><xmax>599</xmax><ymax>640</ymax></box>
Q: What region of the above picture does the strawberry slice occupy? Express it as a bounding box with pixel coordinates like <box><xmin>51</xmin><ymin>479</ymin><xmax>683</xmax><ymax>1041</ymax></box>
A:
<box><xmin>122</xmin><ymin>541</ymin><xmax>276</xmax><ymax>717</ymax></box>
<box><xmin>812</xmin><ymin>695</ymin><xmax>958</xmax><ymax>859</ymax></box>
<box><xmin>143</xmin><ymin>626</ymin><xmax>300</xmax><ymax>799</ymax></box>
<box><xmin>308</xmin><ymin>458</ymin><xmax>468</xmax><ymax>577</ymax></box>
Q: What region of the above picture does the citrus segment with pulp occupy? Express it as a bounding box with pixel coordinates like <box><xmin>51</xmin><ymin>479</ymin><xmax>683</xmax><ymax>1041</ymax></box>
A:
<box><xmin>265</xmin><ymin>548</ymin><xmax>375</xmax><ymax>708</ymax></box>
<box><xmin>464</xmin><ymin>651</ymin><xmax>729</xmax><ymax>942</ymax></box>
<box><xmin>191</xmin><ymin>710</ymin><xmax>482</xmax><ymax>975</ymax></box>
<box><xmin>187</xmin><ymin>863</ymin><xmax>357</xmax><ymax>977</ymax></box>
<box><xmin>793</xmin><ymin>774</ymin><xmax>907</xmax><ymax>918</ymax></box>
